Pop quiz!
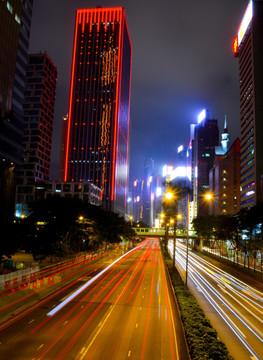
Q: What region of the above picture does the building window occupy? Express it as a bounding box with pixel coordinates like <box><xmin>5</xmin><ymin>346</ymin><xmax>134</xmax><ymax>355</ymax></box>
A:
<box><xmin>6</xmin><ymin>1</ymin><xmax>13</xmax><ymax>13</ymax></box>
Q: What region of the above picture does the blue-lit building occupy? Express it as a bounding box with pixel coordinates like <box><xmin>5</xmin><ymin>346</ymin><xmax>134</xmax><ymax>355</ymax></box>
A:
<box><xmin>192</xmin><ymin>110</ymin><xmax>219</xmax><ymax>216</ymax></box>
<box><xmin>142</xmin><ymin>158</ymin><xmax>154</xmax><ymax>227</ymax></box>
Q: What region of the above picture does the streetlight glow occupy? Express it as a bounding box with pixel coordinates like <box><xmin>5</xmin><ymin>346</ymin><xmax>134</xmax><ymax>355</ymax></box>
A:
<box><xmin>165</xmin><ymin>192</ymin><xmax>173</xmax><ymax>200</ymax></box>
<box><xmin>204</xmin><ymin>193</ymin><xmax>213</xmax><ymax>200</ymax></box>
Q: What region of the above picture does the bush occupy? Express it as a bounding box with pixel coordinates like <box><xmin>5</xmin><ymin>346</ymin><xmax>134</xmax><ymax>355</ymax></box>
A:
<box><xmin>161</xmin><ymin>241</ymin><xmax>233</xmax><ymax>360</ymax></box>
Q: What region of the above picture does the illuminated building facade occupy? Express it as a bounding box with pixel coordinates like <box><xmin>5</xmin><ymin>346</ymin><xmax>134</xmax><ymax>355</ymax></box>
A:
<box><xmin>132</xmin><ymin>179</ymin><xmax>144</xmax><ymax>224</ymax></box>
<box><xmin>143</xmin><ymin>158</ymin><xmax>154</xmax><ymax>227</ymax></box>
<box><xmin>209</xmin><ymin>138</ymin><xmax>240</xmax><ymax>216</ymax></box>
<box><xmin>40</xmin><ymin>181</ymin><xmax>102</xmax><ymax>206</ymax></box>
<box><xmin>233</xmin><ymin>0</ymin><xmax>263</xmax><ymax>208</ymax></box>
<box><xmin>16</xmin><ymin>53</ymin><xmax>57</xmax><ymax>217</ymax></box>
<box><xmin>0</xmin><ymin>0</ymin><xmax>33</xmax><ymax>222</ymax></box>
<box><xmin>193</xmin><ymin>110</ymin><xmax>219</xmax><ymax>216</ymax></box>
<box><xmin>58</xmin><ymin>114</ymin><xmax>68</xmax><ymax>181</ymax></box>
<box><xmin>63</xmin><ymin>7</ymin><xmax>132</xmax><ymax>216</ymax></box>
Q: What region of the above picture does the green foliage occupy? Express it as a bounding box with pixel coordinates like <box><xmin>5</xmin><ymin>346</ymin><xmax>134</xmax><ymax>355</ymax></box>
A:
<box><xmin>0</xmin><ymin>219</ymin><xmax>20</xmax><ymax>265</ymax></box>
<box><xmin>18</xmin><ymin>196</ymin><xmax>135</xmax><ymax>261</ymax></box>
<box><xmin>192</xmin><ymin>205</ymin><xmax>263</xmax><ymax>254</ymax></box>
<box><xmin>161</xmin><ymin>241</ymin><xmax>233</xmax><ymax>360</ymax></box>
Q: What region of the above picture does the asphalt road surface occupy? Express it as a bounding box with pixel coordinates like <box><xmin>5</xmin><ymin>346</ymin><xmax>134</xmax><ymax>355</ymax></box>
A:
<box><xmin>168</xmin><ymin>239</ymin><xmax>263</xmax><ymax>360</ymax></box>
<box><xmin>0</xmin><ymin>239</ymin><xmax>189</xmax><ymax>360</ymax></box>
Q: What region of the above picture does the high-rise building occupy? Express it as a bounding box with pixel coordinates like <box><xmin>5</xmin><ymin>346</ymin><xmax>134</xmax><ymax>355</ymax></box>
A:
<box><xmin>193</xmin><ymin>109</ymin><xmax>219</xmax><ymax>216</ymax></box>
<box><xmin>16</xmin><ymin>53</ymin><xmax>57</xmax><ymax>217</ymax></box>
<box><xmin>209</xmin><ymin>136</ymin><xmax>240</xmax><ymax>216</ymax></box>
<box><xmin>63</xmin><ymin>7</ymin><xmax>132</xmax><ymax>216</ymax></box>
<box><xmin>143</xmin><ymin>158</ymin><xmax>154</xmax><ymax>227</ymax></box>
<box><xmin>132</xmin><ymin>179</ymin><xmax>144</xmax><ymax>224</ymax></box>
<box><xmin>0</xmin><ymin>0</ymin><xmax>33</xmax><ymax>223</ymax></box>
<box><xmin>233</xmin><ymin>0</ymin><xmax>263</xmax><ymax>208</ymax></box>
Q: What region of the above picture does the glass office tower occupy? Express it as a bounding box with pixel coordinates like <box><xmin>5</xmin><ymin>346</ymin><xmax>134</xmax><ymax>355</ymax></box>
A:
<box><xmin>0</xmin><ymin>0</ymin><xmax>33</xmax><ymax>223</ymax></box>
<box><xmin>63</xmin><ymin>7</ymin><xmax>132</xmax><ymax>215</ymax></box>
<box><xmin>233</xmin><ymin>0</ymin><xmax>263</xmax><ymax>208</ymax></box>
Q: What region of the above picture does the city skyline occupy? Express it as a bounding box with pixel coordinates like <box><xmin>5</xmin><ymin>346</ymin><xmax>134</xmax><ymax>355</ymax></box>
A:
<box><xmin>28</xmin><ymin>0</ymin><xmax>248</xmax><ymax>181</ymax></box>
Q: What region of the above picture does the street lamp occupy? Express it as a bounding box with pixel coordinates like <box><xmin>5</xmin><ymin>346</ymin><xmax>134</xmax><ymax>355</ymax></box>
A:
<box><xmin>162</xmin><ymin>189</ymin><xmax>178</xmax><ymax>258</ymax></box>
<box><xmin>185</xmin><ymin>191</ymin><xmax>213</xmax><ymax>286</ymax></box>
<box><xmin>171</xmin><ymin>213</ymin><xmax>182</xmax><ymax>268</ymax></box>
<box><xmin>165</xmin><ymin>191</ymin><xmax>173</xmax><ymax>200</ymax></box>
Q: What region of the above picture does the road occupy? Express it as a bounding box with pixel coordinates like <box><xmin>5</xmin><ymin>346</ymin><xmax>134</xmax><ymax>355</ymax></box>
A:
<box><xmin>168</xmin><ymin>239</ymin><xmax>263</xmax><ymax>360</ymax></box>
<box><xmin>0</xmin><ymin>239</ymin><xmax>189</xmax><ymax>360</ymax></box>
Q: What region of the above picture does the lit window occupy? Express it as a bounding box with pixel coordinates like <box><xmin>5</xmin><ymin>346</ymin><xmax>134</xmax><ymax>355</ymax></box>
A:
<box><xmin>15</xmin><ymin>14</ymin><xmax>20</xmax><ymax>24</ymax></box>
<box><xmin>6</xmin><ymin>1</ymin><xmax>13</xmax><ymax>13</ymax></box>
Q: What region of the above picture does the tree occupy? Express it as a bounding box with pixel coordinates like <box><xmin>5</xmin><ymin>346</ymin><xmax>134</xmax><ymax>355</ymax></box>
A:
<box><xmin>20</xmin><ymin>196</ymin><xmax>135</xmax><ymax>260</ymax></box>
<box><xmin>21</xmin><ymin>197</ymin><xmax>90</xmax><ymax>260</ymax></box>
<box><xmin>0</xmin><ymin>220</ymin><xmax>20</xmax><ymax>268</ymax></box>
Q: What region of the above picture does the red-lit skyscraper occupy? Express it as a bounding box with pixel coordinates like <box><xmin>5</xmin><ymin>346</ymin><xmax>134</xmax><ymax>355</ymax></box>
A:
<box><xmin>63</xmin><ymin>7</ymin><xmax>132</xmax><ymax>215</ymax></box>
<box><xmin>233</xmin><ymin>0</ymin><xmax>263</xmax><ymax>208</ymax></box>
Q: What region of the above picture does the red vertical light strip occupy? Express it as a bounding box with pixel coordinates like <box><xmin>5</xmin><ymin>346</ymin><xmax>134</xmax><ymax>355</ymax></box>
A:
<box><xmin>82</xmin><ymin>11</ymin><xmax>86</xmax><ymax>32</ymax></box>
<box><xmin>97</xmin><ymin>11</ymin><xmax>100</xmax><ymax>31</ymax></box>
<box><xmin>111</xmin><ymin>8</ymin><xmax>123</xmax><ymax>201</ymax></box>
<box><xmin>89</xmin><ymin>10</ymin><xmax>92</xmax><ymax>31</ymax></box>
<box><xmin>64</xmin><ymin>10</ymin><xmax>80</xmax><ymax>182</ymax></box>
<box><xmin>93</xmin><ymin>10</ymin><xmax>96</xmax><ymax>30</ymax></box>
<box><xmin>104</xmin><ymin>11</ymin><xmax>107</xmax><ymax>31</ymax></box>
<box><xmin>124</xmin><ymin>16</ymin><xmax>132</xmax><ymax>206</ymax></box>
<box><xmin>112</xmin><ymin>10</ymin><xmax>115</xmax><ymax>30</ymax></box>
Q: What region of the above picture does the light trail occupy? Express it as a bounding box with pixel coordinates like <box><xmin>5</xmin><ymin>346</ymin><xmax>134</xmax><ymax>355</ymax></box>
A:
<box><xmin>0</xmin><ymin>265</ymin><xmax>103</xmax><ymax>334</ymax></box>
<box><xmin>51</xmin><ymin>243</ymin><xmax>152</xmax><ymax>360</ymax></box>
<box><xmin>0</xmin><ymin>255</ymin><xmax>103</xmax><ymax>311</ymax></box>
<box><xmin>34</xmin><ymin>243</ymin><xmax>150</xmax><ymax>359</ymax></box>
<box><xmin>47</xmin><ymin>244</ymin><xmax>143</xmax><ymax>317</ymax></box>
<box><xmin>168</xmin><ymin>240</ymin><xmax>263</xmax><ymax>360</ymax></box>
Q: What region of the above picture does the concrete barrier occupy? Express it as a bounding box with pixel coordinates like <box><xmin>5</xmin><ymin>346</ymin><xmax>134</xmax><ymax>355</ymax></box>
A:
<box><xmin>0</xmin><ymin>266</ymin><xmax>39</xmax><ymax>288</ymax></box>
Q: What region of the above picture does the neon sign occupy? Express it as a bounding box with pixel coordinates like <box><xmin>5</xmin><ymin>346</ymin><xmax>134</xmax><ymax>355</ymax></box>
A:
<box><xmin>198</xmin><ymin>109</ymin><xmax>207</xmax><ymax>124</ymax></box>
<box><xmin>238</xmin><ymin>0</ymin><xmax>253</xmax><ymax>46</ymax></box>
<box><xmin>233</xmin><ymin>36</ymin><xmax>238</xmax><ymax>54</ymax></box>
<box><xmin>178</xmin><ymin>145</ymin><xmax>184</xmax><ymax>153</ymax></box>
<box><xmin>233</xmin><ymin>0</ymin><xmax>253</xmax><ymax>54</ymax></box>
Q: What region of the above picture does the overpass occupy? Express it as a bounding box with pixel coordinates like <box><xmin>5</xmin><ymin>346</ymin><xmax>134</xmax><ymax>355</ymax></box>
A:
<box><xmin>133</xmin><ymin>228</ymin><xmax>198</xmax><ymax>239</ymax></box>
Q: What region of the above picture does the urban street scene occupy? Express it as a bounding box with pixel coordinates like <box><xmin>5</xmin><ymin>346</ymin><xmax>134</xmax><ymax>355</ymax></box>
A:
<box><xmin>0</xmin><ymin>1</ymin><xmax>263</xmax><ymax>359</ymax></box>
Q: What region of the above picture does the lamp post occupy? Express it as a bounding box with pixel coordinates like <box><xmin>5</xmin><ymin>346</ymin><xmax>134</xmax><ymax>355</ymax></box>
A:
<box><xmin>185</xmin><ymin>191</ymin><xmax>213</xmax><ymax>286</ymax></box>
<box><xmin>185</xmin><ymin>192</ymin><xmax>190</xmax><ymax>286</ymax></box>
<box><xmin>171</xmin><ymin>214</ymin><xmax>182</xmax><ymax>268</ymax></box>
<box><xmin>162</xmin><ymin>189</ymin><xmax>178</xmax><ymax>257</ymax></box>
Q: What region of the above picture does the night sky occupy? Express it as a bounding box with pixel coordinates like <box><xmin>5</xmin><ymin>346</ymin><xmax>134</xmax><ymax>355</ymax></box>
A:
<box><xmin>29</xmin><ymin>0</ymin><xmax>248</xmax><ymax>181</ymax></box>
